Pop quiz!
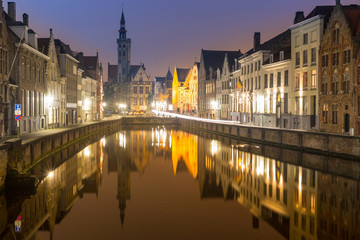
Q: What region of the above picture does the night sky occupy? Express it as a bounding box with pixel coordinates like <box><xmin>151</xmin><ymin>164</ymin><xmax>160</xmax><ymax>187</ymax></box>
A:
<box><xmin>10</xmin><ymin>0</ymin><xmax>358</xmax><ymax>79</ymax></box>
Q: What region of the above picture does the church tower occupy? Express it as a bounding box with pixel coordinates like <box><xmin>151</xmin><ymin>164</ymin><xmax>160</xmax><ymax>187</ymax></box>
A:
<box><xmin>117</xmin><ymin>10</ymin><xmax>131</xmax><ymax>83</ymax></box>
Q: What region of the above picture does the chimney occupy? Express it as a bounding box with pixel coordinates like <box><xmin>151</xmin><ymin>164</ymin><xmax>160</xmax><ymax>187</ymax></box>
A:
<box><xmin>294</xmin><ymin>11</ymin><xmax>305</xmax><ymax>24</ymax></box>
<box><xmin>253</xmin><ymin>32</ymin><xmax>260</xmax><ymax>51</ymax></box>
<box><xmin>77</xmin><ymin>52</ymin><xmax>84</xmax><ymax>64</ymax></box>
<box><xmin>23</xmin><ymin>13</ymin><xmax>29</xmax><ymax>26</ymax></box>
<box><xmin>8</xmin><ymin>2</ymin><xmax>16</xmax><ymax>21</ymax></box>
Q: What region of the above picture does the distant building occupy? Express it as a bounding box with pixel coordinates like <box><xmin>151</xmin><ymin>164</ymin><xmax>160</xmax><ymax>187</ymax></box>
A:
<box><xmin>199</xmin><ymin>49</ymin><xmax>242</xmax><ymax>119</ymax></box>
<box><xmin>172</xmin><ymin>67</ymin><xmax>190</xmax><ymax>113</ymax></box>
<box><xmin>219</xmin><ymin>53</ymin><xmax>240</xmax><ymax>120</ymax></box>
<box><xmin>76</xmin><ymin>51</ymin><xmax>102</xmax><ymax>120</ymax></box>
<box><xmin>129</xmin><ymin>64</ymin><xmax>152</xmax><ymax>113</ymax></box>
<box><xmin>164</xmin><ymin>69</ymin><xmax>173</xmax><ymax>108</ymax></box>
<box><xmin>172</xmin><ymin>63</ymin><xmax>199</xmax><ymax>114</ymax></box>
<box><xmin>107</xmin><ymin>10</ymin><xmax>152</xmax><ymax>113</ymax></box>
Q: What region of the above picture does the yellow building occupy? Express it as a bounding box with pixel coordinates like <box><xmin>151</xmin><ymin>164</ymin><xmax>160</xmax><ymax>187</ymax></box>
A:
<box><xmin>172</xmin><ymin>63</ymin><xmax>199</xmax><ymax>114</ymax></box>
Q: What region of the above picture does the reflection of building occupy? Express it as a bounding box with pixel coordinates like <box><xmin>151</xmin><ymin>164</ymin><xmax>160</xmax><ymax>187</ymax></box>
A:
<box><xmin>196</xmin><ymin>134</ymin><xmax>319</xmax><ymax>239</ymax></box>
<box><xmin>317</xmin><ymin>173</ymin><xmax>360</xmax><ymax>240</ymax></box>
<box><xmin>106</xmin><ymin>130</ymin><xmax>154</xmax><ymax>226</ymax></box>
<box><xmin>117</xmin><ymin>139</ymin><xmax>130</xmax><ymax>226</ymax></box>
<box><xmin>171</xmin><ymin>130</ymin><xmax>198</xmax><ymax>178</ymax></box>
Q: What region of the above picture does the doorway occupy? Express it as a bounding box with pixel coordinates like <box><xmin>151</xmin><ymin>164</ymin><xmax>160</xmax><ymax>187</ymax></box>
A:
<box><xmin>344</xmin><ymin>114</ymin><xmax>350</xmax><ymax>133</ymax></box>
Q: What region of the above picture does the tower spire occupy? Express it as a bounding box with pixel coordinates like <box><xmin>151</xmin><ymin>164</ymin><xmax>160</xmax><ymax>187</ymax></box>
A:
<box><xmin>121</xmin><ymin>9</ymin><xmax>125</xmax><ymax>25</ymax></box>
<box><xmin>119</xmin><ymin>8</ymin><xmax>127</xmax><ymax>39</ymax></box>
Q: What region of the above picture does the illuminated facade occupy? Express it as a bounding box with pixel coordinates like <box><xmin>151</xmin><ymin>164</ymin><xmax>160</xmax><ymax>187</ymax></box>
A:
<box><xmin>130</xmin><ymin>64</ymin><xmax>152</xmax><ymax>113</ymax></box>
<box><xmin>290</xmin><ymin>11</ymin><xmax>329</xmax><ymax>130</ymax></box>
<box><xmin>319</xmin><ymin>3</ymin><xmax>360</xmax><ymax>135</ymax></box>
<box><xmin>38</xmin><ymin>30</ymin><xmax>65</xmax><ymax>129</ymax></box>
<box><xmin>172</xmin><ymin>63</ymin><xmax>198</xmax><ymax>114</ymax></box>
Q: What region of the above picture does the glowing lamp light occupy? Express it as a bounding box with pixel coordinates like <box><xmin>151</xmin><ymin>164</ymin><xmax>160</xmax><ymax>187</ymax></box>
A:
<box><xmin>48</xmin><ymin>171</ymin><xmax>54</xmax><ymax>179</ymax></box>
<box><xmin>102</xmin><ymin>102</ymin><xmax>107</xmax><ymax>107</ymax></box>
<box><xmin>84</xmin><ymin>99</ymin><xmax>91</xmax><ymax>108</ymax></box>
<box><xmin>84</xmin><ymin>147</ymin><xmax>90</xmax><ymax>157</ymax></box>
<box><xmin>45</xmin><ymin>95</ymin><xmax>54</xmax><ymax>106</ymax></box>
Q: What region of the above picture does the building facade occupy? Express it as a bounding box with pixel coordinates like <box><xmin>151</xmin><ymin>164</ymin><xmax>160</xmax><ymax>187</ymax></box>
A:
<box><xmin>8</xmin><ymin>12</ymin><xmax>48</xmax><ymax>134</ymax></box>
<box><xmin>319</xmin><ymin>3</ymin><xmax>360</xmax><ymax>134</ymax></box>
<box><xmin>55</xmin><ymin>39</ymin><xmax>79</xmax><ymax>126</ymax></box>
<box><xmin>38</xmin><ymin>29</ymin><xmax>63</xmax><ymax>129</ymax></box>
<box><xmin>199</xmin><ymin>50</ymin><xmax>241</xmax><ymax>119</ymax></box>
<box><xmin>130</xmin><ymin>64</ymin><xmax>152</xmax><ymax>113</ymax></box>
<box><xmin>290</xmin><ymin>11</ymin><xmax>330</xmax><ymax>130</ymax></box>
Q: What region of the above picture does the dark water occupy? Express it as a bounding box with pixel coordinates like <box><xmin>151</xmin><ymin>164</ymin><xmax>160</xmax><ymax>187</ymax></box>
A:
<box><xmin>1</xmin><ymin>127</ymin><xmax>359</xmax><ymax>240</ymax></box>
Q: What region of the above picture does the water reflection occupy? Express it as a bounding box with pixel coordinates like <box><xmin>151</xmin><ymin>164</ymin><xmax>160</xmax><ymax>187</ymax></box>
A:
<box><xmin>0</xmin><ymin>139</ymin><xmax>104</xmax><ymax>240</ymax></box>
<box><xmin>0</xmin><ymin>128</ymin><xmax>359</xmax><ymax>240</ymax></box>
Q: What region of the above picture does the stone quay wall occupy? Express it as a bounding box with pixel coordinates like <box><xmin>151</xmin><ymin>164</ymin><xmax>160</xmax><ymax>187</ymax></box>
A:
<box><xmin>179</xmin><ymin>118</ymin><xmax>360</xmax><ymax>159</ymax></box>
<box><xmin>1</xmin><ymin>116</ymin><xmax>359</xmax><ymax>190</ymax></box>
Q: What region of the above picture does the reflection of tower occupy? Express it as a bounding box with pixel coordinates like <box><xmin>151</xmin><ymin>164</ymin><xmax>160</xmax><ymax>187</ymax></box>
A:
<box><xmin>117</xmin><ymin>148</ymin><xmax>130</xmax><ymax>227</ymax></box>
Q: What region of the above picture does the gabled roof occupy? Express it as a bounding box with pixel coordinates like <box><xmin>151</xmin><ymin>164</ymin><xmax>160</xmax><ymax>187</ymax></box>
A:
<box><xmin>75</xmin><ymin>53</ymin><xmax>98</xmax><ymax>79</ymax></box>
<box><xmin>304</xmin><ymin>5</ymin><xmax>360</xmax><ymax>35</ymax></box>
<box><xmin>108</xmin><ymin>64</ymin><xmax>117</xmax><ymax>79</ymax></box>
<box><xmin>38</xmin><ymin>38</ymin><xmax>50</xmax><ymax>55</ymax></box>
<box><xmin>243</xmin><ymin>29</ymin><xmax>291</xmax><ymax>60</ymax></box>
<box><xmin>342</xmin><ymin>5</ymin><xmax>360</xmax><ymax>35</ymax></box>
<box><xmin>175</xmin><ymin>68</ymin><xmax>190</xmax><ymax>83</ymax></box>
<box><xmin>165</xmin><ymin>69</ymin><xmax>173</xmax><ymax>80</ymax></box>
<box><xmin>201</xmin><ymin>50</ymin><xmax>242</xmax><ymax>79</ymax></box>
<box><xmin>155</xmin><ymin>77</ymin><xmax>165</xmax><ymax>84</ymax></box>
<box><xmin>130</xmin><ymin>65</ymin><xmax>141</xmax><ymax>79</ymax></box>
<box><xmin>202</xmin><ymin>50</ymin><xmax>241</xmax><ymax>71</ymax></box>
<box><xmin>200</xmin><ymin>172</ymin><xmax>223</xmax><ymax>199</ymax></box>
<box><xmin>305</xmin><ymin>6</ymin><xmax>334</xmax><ymax>20</ymax></box>
<box><xmin>83</xmin><ymin>56</ymin><xmax>97</xmax><ymax>70</ymax></box>
<box><xmin>54</xmin><ymin>39</ymin><xmax>75</xmax><ymax>58</ymax></box>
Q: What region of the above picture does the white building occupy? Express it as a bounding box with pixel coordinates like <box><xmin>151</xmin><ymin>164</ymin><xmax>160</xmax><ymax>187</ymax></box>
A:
<box><xmin>290</xmin><ymin>12</ymin><xmax>328</xmax><ymax>130</ymax></box>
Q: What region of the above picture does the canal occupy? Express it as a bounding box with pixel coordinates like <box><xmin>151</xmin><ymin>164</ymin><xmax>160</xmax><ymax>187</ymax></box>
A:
<box><xmin>1</xmin><ymin>126</ymin><xmax>359</xmax><ymax>240</ymax></box>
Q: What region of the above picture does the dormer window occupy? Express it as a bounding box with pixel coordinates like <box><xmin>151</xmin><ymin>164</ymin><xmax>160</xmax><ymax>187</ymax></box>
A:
<box><xmin>270</xmin><ymin>54</ymin><xmax>274</xmax><ymax>63</ymax></box>
<box><xmin>280</xmin><ymin>51</ymin><xmax>284</xmax><ymax>61</ymax></box>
